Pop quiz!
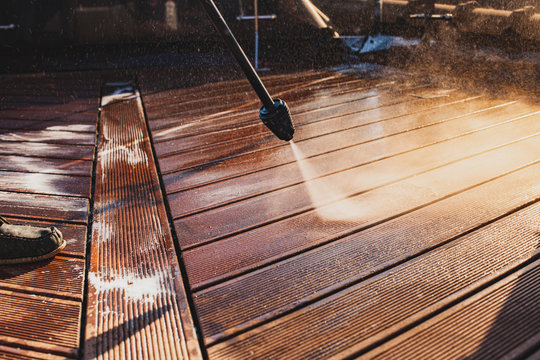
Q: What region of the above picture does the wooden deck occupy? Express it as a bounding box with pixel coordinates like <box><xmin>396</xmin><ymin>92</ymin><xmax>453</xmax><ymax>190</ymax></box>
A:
<box><xmin>1</xmin><ymin>62</ymin><xmax>540</xmax><ymax>359</ymax></box>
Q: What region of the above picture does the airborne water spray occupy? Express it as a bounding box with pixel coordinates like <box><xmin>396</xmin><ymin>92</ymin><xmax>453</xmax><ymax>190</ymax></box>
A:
<box><xmin>290</xmin><ymin>140</ymin><xmax>367</xmax><ymax>222</ymax></box>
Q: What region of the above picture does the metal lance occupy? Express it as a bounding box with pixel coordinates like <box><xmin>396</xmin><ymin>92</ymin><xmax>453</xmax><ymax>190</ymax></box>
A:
<box><xmin>197</xmin><ymin>0</ymin><xmax>295</xmax><ymax>141</ymax></box>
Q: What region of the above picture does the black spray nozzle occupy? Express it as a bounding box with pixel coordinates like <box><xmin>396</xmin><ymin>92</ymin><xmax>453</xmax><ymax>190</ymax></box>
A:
<box><xmin>259</xmin><ymin>99</ymin><xmax>295</xmax><ymax>141</ymax></box>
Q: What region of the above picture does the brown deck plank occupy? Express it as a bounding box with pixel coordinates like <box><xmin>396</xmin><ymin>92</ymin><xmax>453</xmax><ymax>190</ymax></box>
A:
<box><xmin>0</xmin><ymin>71</ymin><xmax>98</xmax><ymax>357</ymax></box>
<box><xmin>0</xmin><ymin>130</ymin><xmax>95</xmax><ymax>145</ymax></box>
<box><xmin>0</xmin><ymin>191</ymin><xmax>89</xmax><ymax>224</ymax></box>
<box><xmin>85</xmin><ymin>88</ymin><xmax>201</xmax><ymax>359</ymax></box>
<box><xmin>0</xmin><ymin>142</ymin><xmax>94</xmax><ymax>159</ymax></box>
<box><xmin>0</xmin><ymin>345</ymin><xmax>71</xmax><ymax>360</ymax></box>
<box><xmin>0</xmin><ymin>290</ymin><xmax>81</xmax><ymax>358</ymax></box>
<box><xmin>142</xmin><ymin>66</ymin><xmax>540</xmax><ymax>359</ymax></box>
<box><xmin>0</xmin><ymin>119</ymin><xmax>96</xmax><ymax>132</ymax></box>
<box><xmin>183</xmin><ymin>131</ymin><xmax>540</xmax><ymax>289</ymax></box>
<box><xmin>0</xmin><ymin>171</ymin><xmax>91</xmax><ymax>197</ymax></box>
<box><xmin>0</xmin><ymin>155</ymin><xmax>92</xmax><ymax>176</ymax></box>
<box><xmin>146</xmin><ymin>76</ymin><xmax>387</xmax><ymax>134</ymax></box>
<box><xmin>143</xmin><ymin>71</ymin><xmax>344</xmax><ymax>113</ymax></box>
<box><xmin>174</xmin><ymin>109</ymin><xmax>540</xmax><ymax>251</ymax></box>
<box><xmin>151</xmin><ymin>86</ymin><xmax>438</xmax><ymax>174</ymax></box>
<box><xmin>0</xmin><ymin>256</ymin><xmax>85</xmax><ymax>300</ymax></box>
<box><xmin>153</xmin><ymin>88</ymin><xmax>472</xmax><ymax>172</ymax></box>
<box><xmin>150</xmin><ymin>80</ymin><xmax>420</xmax><ymax>153</ymax></box>
<box><xmin>0</xmin><ymin>110</ymin><xmax>97</xmax><ymax>122</ymax></box>
<box><xmin>146</xmin><ymin>72</ymin><xmax>350</xmax><ymax>123</ymax></box>
<box><xmin>158</xmin><ymin>92</ymin><xmax>482</xmax><ymax>180</ymax></box>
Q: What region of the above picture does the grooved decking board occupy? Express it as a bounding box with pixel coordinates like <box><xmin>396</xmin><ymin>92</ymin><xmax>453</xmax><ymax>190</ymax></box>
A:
<box><xmin>0</xmin><ymin>155</ymin><xmax>92</xmax><ymax>176</ymax></box>
<box><xmin>0</xmin><ymin>290</ymin><xmax>81</xmax><ymax>358</ymax></box>
<box><xmin>148</xmin><ymin>73</ymin><xmax>352</xmax><ymax>126</ymax></box>
<box><xmin>0</xmin><ymin>345</ymin><xmax>70</xmax><ymax>360</ymax></box>
<box><xmin>362</xmin><ymin>259</ymin><xmax>540</xmax><ymax>359</ymax></box>
<box><xmin>156</xmin><ymin>89</ymin><xmax>473</xmax><ymax>187</ymax></box>
<box><xmin>152</xmin><ymin>81</ymin><xmax>428</xmax><ymax>161</ymax></box>
<box><xmin>0</xmin><ymin>256</ymin><xmax>85</xmax><ymax>300</ymax></box>
<box><xmin>0</xmin><ymin>191</ymin><xmax>89</xmax><ymax>223</ymax></box>
<box><xmin>145</xmin><ymin>72</ymin><xmax>349</xmax><ymax>127</ymax></box>
<box><xmin>0</xmin><ymin>119</ymin><xmax>96</xmax><ymax>132</ymax></box>
<box><xmin>207</xmin><ymin>201</ymin><xmax>540</xmax><ymax>359</ymax></box>
<box><xmin>0</xmin><ymin>171</ymin><xmax>91</xmax><ymax>197</ymax></box>
<box><xmin>0</xmin><ymin>130</ymin><xmax>96</xmax><ymax>145</ymax></box>
<box><xmin>193</xmin><ymin>161</ymin><xmax>540</xmax><ymax>343</ymax></box>
<box><xmin>168</xmin><ymin>99</ymin><xmax>530</xmax><ymax>221</ymax></box>
<box><xmin>85</xmin><ymin>89</ymin><xmax>201</xmax><ymax>360</ymax></box>
<box><xmin>149</xmin><ymin>76</ymin><xmax>390</xmax><ymax>145</ymax></box>
<box><xmin>0</xmin><ymin>141</ymin><xmax>94</xmax><ymax>160</ymax></box>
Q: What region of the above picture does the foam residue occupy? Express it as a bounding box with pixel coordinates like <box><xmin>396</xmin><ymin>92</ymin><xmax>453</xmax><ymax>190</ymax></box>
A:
<box><xmin>89</xmin><ymin>270</ymin><xmax>167</xmax><ymax>303</ymax></box>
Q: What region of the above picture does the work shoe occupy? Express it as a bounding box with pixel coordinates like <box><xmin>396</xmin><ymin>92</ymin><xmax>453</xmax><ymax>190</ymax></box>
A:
<box><xmin>0</xmin><ymin>216</ymin><xmax>66</xmax><ymax>265</ymax></box>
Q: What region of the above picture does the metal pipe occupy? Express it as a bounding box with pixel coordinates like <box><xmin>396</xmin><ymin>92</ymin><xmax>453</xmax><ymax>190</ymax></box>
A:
<box><xmin>254</xmin><ymin>0</ymin><xmax>259</xmax><ymax>70</ymax></box>
<box><xmin>197</xmin><ymin>0</ymin><xmax>295</xmax><ymax>141</ymax></box>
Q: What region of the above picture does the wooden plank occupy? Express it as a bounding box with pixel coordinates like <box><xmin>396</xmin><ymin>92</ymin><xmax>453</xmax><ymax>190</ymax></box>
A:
<box><xmin>0</xmin><ymin>290</ymin><xmax>80</xmax><ymax>358</ymax></box>
<box><xmin>0</xmin><ymin>171</ymin><xmax>91</xmax><ymax>197</ymax></box>
<box><xmin>0</xmin><ymin>142</ymin><xmax>94</xmax><ymax>160</ymax></box>
<box><xmin>0</xmin><ymin>130</ymin><xmax>96</xmax><ymax>145</ymax></box>
<box><xmin>0</xmin><ymin>119</ymin><xmax>96</xmax><ymax>132</ymax></box>
<box><xmin>143</xmin><ymin>71</ymin><xmax>343</xmax><ymax>112</ymax></box>
<box><xmin>0</xmin><ymin>191</ymin><xmax>89</xmax><ymax>224</ymax></box>
<box><xmin>0</xmin><ymin>344</ymin><xmax>71</xmax><ymax>360</ymax></box>
<box><xmin>85</xmin><ymin>91</ymin><xmax>202</xmax><ymax>359</ymax></box>
<box><xmin>169</xmin><ymin>102</ymin><xmax>538</xmax><ymax>224</ymax></box>
<box><xmin>152</xmin><ymin>85</ymin><xmax>457</xmax><ymax>160</ymax></box>
<box><xmin>153</xmin><ymin>83</ymin><xmax>439</xmax><ymax>172</ymax></box>
<box><xmin>0</xmin><ymin>256</ymin><xmax>85</xmax><ymax>301</ymax></box>
<box><xmin>149</xmin><ymin>74</ymin><xmax>371</xmax><ymax>143</ymax></box>
<box><xmin>146</xmin><ymin>72</ymin><xmax>350</xmax><ymax>124</ymax></box>
<box><xmin>161</xmin><ymin>95</ymin><xmax>496</xmax><ymax>192</ymax></box>
<box><xmin>0</xmin><ymin>110</ymin><xmax>97</xmax><ymax>123</ymax></box>
<box><xmin>149</xmin><ymin>80</ymin><xmax>415</xmax><ymax>144</ymax></box>
<box><xmin>0</xmin><ymin>155</ymin><xmax>92</xmax><ymax>176</ymax></box>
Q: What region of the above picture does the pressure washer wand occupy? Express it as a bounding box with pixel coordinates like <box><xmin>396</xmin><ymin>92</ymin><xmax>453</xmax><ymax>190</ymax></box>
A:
<box><xmin>197</xmin><ymin>0</ymin><xmax>295</xmax><ymax>141</ymax></box>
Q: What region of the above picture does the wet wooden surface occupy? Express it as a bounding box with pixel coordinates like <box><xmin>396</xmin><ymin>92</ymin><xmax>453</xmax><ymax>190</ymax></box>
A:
<box><xmin>142</xmin><ymin>66</ymin><xmax>540</xmax><ymax>359</ymax></box>
<box><xmin>0</xmin><ymin>72</ymin><xmax>99</xmax><ymax>358</ymax></box>
<box><xmin>1</xmin><ymin>62</ymin><xmax>539</xmax><ymax>359</ymax></box>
